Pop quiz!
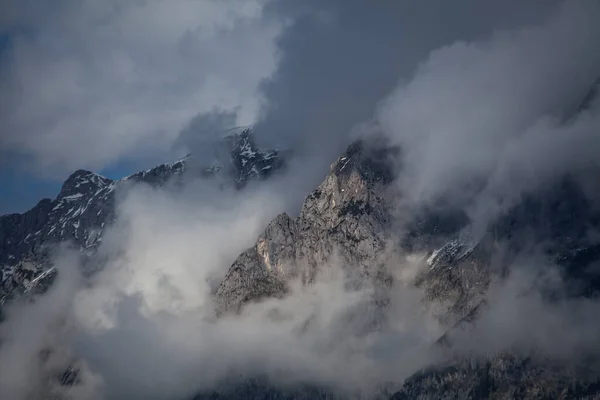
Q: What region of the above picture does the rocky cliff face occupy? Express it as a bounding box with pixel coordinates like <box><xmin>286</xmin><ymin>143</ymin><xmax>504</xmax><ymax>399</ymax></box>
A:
<box><xmin>209</xmin><ymin>151</ymin><xmax>600</xmax><ymax>399</ymax></box>
<box><xmin>208</xmin><ymin>82</ymin><xmax>600</xmax><ymax>398</ymax></box>
<box><xmin>215</xmin><ymin>139</ymin><xmax>399</xmax><ymax>315</ymax></box>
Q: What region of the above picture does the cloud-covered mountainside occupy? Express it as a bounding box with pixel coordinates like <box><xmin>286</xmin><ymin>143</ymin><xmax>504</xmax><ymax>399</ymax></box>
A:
<box><xmin>2</xmin><ymin>2</ymin><xmax>600</xmax><ymax>400</ymax></box>
<box><xmin>1</xmin><ymin>76</ymin><xmax>600</xmax><ymax>399</ymax></box>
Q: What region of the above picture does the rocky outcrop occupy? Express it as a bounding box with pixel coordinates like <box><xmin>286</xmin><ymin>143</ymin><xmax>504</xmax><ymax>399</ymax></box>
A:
<box><xmin>0</xmin><ymin>170</ymin><xmax>116</xmax><ymax>303</ymax></box>
<box><xmin>225</xmin><ymin>129</ymin><xmax>286</xmax><ymax>186</ymax></box>
<box><xmin>418</xmin><ymin>174</ymin><xmax>600</xmax><ymax>326</ymax></box>
<box><xmin>216</xmin><ymin>139</ymin><xmax>399</xmax><ymax>315</ymax></box>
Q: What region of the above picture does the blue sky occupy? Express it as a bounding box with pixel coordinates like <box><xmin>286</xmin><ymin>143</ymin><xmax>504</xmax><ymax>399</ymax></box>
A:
<box><xmin>0</xmin><ymin>29</ymin><xmax>130</xmax><ymax>214</ymax></box>
<box><xmin>0</xmin><ymin>163</ymin><xmax>135</xmax><ymax>215</ymax></box>
<box><xmin>0</xmin><ymin>169</ymin><xmax>62</xmax><ymax>215</ymax></box>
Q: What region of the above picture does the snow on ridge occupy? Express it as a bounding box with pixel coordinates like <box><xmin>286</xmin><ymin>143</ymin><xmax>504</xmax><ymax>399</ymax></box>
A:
<box><xmin>70</xmin><ymin>170</ymin><xmax>112</xmax><ymax>185</ymax></box>
<box><xmin>427</xmin><ymin>234</ymin><xmax>479</xmax><ymax>269</ymax></box>
<box><xmin>165</xmin><ymin>154</ymin><xmax>191</xmax><ymax>168</ymax></box>
<box><xmin>123</xmin><ymin>155</ymin><xmax>189</xmax><ymax>181</ymax></box>
<box><xmin>239</xmin><ymin>142</ymin><xmax>257</xmax><ymax>158</ymax></box>
<box><xmin>23</xmin><ymin>267</ymin><xmax>56</xmax><ymax>293</ymax></box>
<box><xmin>62</xmin><ymin>193</ymin><xmax>84</xmax><ymax>200</ymax></box>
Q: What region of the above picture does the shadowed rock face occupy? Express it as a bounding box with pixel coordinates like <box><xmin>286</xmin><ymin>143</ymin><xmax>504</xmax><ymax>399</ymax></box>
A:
<box><xmin>391</xmin><ymin>174</ymin><xmax>600</xmax><ymax>399</ymax></box>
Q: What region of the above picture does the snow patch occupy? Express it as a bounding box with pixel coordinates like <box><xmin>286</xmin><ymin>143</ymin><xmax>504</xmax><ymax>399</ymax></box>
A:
<box><xmin>63</xmin><ymin>193</ymin><xmax>84</xmax><ymax>200</ymax></box>
<box><xmin>427</xmin><ymin>248</ymin><xmax>441</xmax><ymax>267</ymax></box>
<box><xmin>427</xmin><ymin>236</ymin><xmax>478</xmax><ymax>269</ymax></box>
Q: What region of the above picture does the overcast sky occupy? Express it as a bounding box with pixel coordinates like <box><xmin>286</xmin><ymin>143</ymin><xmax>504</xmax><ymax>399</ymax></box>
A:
<box><xmin>2</xmin><ymin>2</ymin><xmax>600</xmax><ymax>398</ymax></box>
<box><xmin>0</xmin><ymin>0</ymin><xmax>589</xmax><ymax>214</ymax></box>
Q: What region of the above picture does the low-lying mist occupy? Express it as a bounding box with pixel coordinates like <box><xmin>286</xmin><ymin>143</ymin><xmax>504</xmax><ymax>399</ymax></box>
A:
<box><xmin>0</xmin><ymin>178</ymin><xmax>444</xmax><ymax>399</ymax></box>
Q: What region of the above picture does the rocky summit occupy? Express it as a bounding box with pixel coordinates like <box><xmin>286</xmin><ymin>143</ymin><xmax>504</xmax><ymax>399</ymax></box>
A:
<box><xmin>215</xmin><ymin>138</ymin><xmax>399</xmax><ymax>316</ymax></box>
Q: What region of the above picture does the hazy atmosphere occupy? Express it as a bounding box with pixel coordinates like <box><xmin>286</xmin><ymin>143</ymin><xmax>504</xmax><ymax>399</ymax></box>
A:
<box><xmin>1</xmin><ymin>1</ymin><xmax>599</xmax><ymax>399</ymax></box>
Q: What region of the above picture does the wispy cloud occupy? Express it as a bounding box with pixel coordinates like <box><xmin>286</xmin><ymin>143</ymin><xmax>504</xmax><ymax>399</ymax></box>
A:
<box><xmin>0</xmin><ymin>0</ymin><xmax>281</xmax><ymax>176</ymax></box>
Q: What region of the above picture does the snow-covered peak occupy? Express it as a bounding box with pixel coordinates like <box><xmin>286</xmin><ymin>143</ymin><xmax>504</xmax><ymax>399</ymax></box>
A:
<box><xmin>58</xmin><ymin>170</ymin><xmax>113</xmax><ymax>200</ymax></box>
<box><xmin>0</xmin><ymin>128</ymin><xmax>287</xmax><ymax>305</ymax></box>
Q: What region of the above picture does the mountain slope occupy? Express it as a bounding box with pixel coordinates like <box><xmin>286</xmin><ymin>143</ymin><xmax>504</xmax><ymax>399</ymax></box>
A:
<box><xmin>208</xmin><ymin>81</ymin><xmax>600</xmax><ymax>398</ymax></box>
<box><xmin>215</xmin><ymin>138</ymin><xmax>400</xmax><ymax>315</ymax></box>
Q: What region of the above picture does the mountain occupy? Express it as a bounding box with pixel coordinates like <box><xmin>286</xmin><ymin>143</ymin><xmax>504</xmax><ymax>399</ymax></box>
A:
<box><xmin>0</xmin><ymin>128</ymin><xmax>285</xmax><ymax>305</ymax></box>
<box><xmin>2</xmin><ymin>80</ymin><xmax>600</xmax><ymax>399</ymax></box>
<box><xmin>206</xmin><ymin>160</ymin><xmax>600</xmax><ymax>400</ymax></box>
<box><xmin>216</xmin><ymin>138</ymin><xmax>400</xmax><ymax>316</ymax></box>
<box><xmin>207</xmin><ymin>81</ymin><xmax>600</xmax><ymax>398</ymax></box>
<box><xmin>196</xmin><ymin>141</ymin><xmax>600</xmax><ymax>399</ymax></box>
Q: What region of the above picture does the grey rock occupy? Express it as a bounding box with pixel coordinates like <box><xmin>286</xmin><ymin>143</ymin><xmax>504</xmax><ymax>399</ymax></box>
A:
<box><xmin>215</xmin><ymin>213</ymin><xmax>297</xmax><ymax>314</ymax></box>
<box><xmin>216</xmin><ymin>138</ymin><xmax>399</xmax><ymax>315</ymax></box>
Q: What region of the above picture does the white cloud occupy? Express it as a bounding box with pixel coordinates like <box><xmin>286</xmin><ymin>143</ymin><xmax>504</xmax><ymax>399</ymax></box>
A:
<box><xmin>377</xmin><ymin>0</ymin><xmax>600</xmax><ymax>221</ymax></box>
<box><xmin>0</xmin><ymin>0</ymin><xmax>282</xmax><ymax>175</ymax></box>
<box><xmin>72</xmin><ymin>181</ymin><xmax>284</xmax><ymax>331</ymax></box>
<box><xmin>31</xmin><ymin>180</ymin><xmax>437</xmax><ymax>399</ymax></box>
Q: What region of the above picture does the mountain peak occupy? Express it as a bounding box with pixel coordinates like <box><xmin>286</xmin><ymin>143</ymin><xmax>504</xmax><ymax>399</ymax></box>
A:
<box><xmin>58</xmin><ymin>170</ymin><xmax>112</xmax><ymax>200</ymax></box>
<box><xmin>331</xmin><ymin>137</ymin><xmax>399</xmax><ymax>186</ymax></box>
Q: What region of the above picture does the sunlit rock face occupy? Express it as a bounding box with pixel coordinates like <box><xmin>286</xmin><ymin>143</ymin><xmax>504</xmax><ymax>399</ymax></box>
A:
<box><xmin>216</xmin><ymin>138</ymin><xmax>399</xmax><ymax>316</ymax></box>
